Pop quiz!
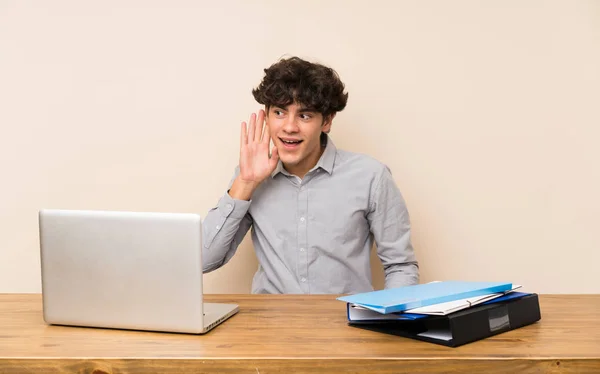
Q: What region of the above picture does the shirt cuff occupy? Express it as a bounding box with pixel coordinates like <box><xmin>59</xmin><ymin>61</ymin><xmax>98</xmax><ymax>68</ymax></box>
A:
<box><xmin>218</xmin><ymin>191</ymin><xmax>251</xmax><ymax>219</ymax></box>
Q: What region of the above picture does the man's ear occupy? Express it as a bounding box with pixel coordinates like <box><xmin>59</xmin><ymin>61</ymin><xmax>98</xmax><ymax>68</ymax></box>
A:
<box><xmin>322</xmin><ymin>113</ymin><xmax>336</xmax><ymax>134</ymax></box>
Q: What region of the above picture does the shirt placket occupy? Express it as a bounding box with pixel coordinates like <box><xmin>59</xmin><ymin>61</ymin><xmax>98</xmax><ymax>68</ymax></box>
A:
<box><xmin>297</xmin><ymin>176</ymin><xmax>310</xmax><ymax>293</ymax></box>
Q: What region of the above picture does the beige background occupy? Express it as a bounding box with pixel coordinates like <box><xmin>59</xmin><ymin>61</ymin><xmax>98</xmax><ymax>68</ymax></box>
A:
<box><xmin>1</xmin><ymin>0</ymin><xmax>599</xmax><ymax>294</ymax></box>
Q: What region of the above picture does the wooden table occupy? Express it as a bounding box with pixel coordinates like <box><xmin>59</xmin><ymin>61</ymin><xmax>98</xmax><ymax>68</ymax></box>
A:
<box><xmin>1</xmin><ymin>294</ymin><xmax>599</xmax><ymax>373</ymax></box>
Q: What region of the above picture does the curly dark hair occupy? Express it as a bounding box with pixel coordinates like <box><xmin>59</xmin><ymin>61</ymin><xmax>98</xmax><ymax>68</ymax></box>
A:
<box><xmin>252</xmin><ymin>56</ymin><xmax>349</xmax><ymax>118</ymax></box>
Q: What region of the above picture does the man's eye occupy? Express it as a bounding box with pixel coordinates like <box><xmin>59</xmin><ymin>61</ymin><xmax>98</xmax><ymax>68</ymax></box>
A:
<box><xmin>301</xmin><ymin>114</ymin><xmax>312</xmax><ymax>120</ymax></box>
<box><xmin>274</xmin><ymin>110</ymin><xmax>284</xmax><ymax>116</ymax></box>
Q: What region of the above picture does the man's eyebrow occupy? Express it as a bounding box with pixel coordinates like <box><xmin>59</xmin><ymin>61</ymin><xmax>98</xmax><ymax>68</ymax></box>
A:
<box><xmin>273</xmin><ymin>105</ymin><xmax>317</xmax><ymax>113</ymax></box>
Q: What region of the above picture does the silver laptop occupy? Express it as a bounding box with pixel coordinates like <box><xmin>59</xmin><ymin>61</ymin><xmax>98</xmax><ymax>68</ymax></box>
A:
<box><xmin>38</xmin><ymin>209</ymin><xmax>239</xmax><ymax>334</ymax></box>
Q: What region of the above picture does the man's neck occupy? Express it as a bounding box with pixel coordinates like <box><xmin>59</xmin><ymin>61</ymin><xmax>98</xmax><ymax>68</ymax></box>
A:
<box><xmin>283</xmin><ymin>146</ymin><xmax>326</xmax><ymax>179</ymax></box>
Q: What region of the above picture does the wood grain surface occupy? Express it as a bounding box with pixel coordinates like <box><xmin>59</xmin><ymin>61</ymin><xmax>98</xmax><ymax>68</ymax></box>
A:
<box><xmin>1</xmin><ymin>294</ymin><xmax>599</xmax><ymax>373</ymax></box>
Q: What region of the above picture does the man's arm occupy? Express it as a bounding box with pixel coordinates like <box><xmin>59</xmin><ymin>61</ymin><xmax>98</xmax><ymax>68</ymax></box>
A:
<box><xmin>202</xmin><ymin>170</ymin><xmax>254</xmax><ymax>272</ymax></box>
<box><xmin>203</xmin><ymin>109</ymin><xmax>279</xmax><ymax>272</ymax></box>
<box><xmin>367</xmin><ymin>165</ymin><xmax>419</xmax><ymax>288</ymax></box>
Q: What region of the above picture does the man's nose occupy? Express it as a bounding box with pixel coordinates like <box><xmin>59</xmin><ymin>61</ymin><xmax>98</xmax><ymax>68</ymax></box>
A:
<box><xmin>282</xmin><ymin>117</ymin><xmax>299</xmax><ymax>133</ymax></box>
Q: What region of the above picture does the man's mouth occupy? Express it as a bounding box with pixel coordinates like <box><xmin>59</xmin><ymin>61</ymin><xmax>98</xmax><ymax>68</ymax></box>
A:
<box><xmin>279</xmin><ymin>138</ymin><xmax>303</xmax><ymax>148</ymax></box>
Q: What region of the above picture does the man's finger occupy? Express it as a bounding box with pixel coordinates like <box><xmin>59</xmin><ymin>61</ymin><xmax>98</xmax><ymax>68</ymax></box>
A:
<box><xmin>269</xmin><ymin>146</ymin><xmax>279</xmax><ymax>170</ymax></box>
<box><xmin>241</xmin><ymin>122</ymin><xmax>248</xmax><ymax>147</ymax></box>
<box><xmin>259</xmin><ymin>110</ymin><xmax>270</xmax><ymax>144</ymax></box>
<box><xmin>256</xmin><ymin>110</ymin><xmax>265</xmax><ymax>143</ymax></box>
<box><xmin>248</xmin><ymin>113</ymin><xmax>256</xmax><ymax>143</ymax></box>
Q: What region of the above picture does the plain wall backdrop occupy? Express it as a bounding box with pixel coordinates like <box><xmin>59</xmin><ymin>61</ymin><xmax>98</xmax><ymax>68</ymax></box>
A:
<box><xmin>1</xmin><ymin>0</ymin><xmax>599</xmax><ymax>294</ymax></box>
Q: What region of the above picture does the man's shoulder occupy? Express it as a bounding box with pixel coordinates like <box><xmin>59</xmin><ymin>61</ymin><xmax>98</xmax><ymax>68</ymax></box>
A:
<box><xmin>334</xmin><ymin>148</ymin><xmax>389</xmax><ymax>175</ymax></box>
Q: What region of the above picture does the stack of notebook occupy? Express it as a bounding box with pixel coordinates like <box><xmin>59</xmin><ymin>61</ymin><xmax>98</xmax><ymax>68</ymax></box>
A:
<box><xmin>337</xmin><ymin>281</ymin><xmax>541</xmax><ymax>347</ymax></box>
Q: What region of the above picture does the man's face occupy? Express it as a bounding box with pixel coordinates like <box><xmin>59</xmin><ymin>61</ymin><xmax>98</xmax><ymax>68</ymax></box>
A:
<box><xmin>266</xmin><ymin>102</ymin><xmax>333</xmax><ymax>176</ymax></box>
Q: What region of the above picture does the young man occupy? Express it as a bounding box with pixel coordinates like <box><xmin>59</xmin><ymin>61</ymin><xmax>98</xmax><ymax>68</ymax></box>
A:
<box><xmin>202</xmin><ymin>56</ymin><xmax>419</xmax><ymax>294</ymax></box>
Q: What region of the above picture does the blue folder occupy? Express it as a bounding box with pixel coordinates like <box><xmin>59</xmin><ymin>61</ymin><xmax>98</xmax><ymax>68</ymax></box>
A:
<box><xmin>346</xmin><ymin>291</ymin><xmax>530</xmax><ymax>323</ymax></box>
<box><xmin>337</xmin><ymin>281</ymin><xmax>513</xmax><ymax>314</ymax></box>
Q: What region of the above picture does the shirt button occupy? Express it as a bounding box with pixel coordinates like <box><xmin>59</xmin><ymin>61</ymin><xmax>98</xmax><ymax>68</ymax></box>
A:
<box><xmin>216</xmin><ymin>225</ymin><xmax>221</xmax><ymax>229</ymax></box>
<box><xmin>300</xmin><ymin>217</ymin><xmax>305</xmax><ymax>222</ymax></box>
<box><xmin>226</xmin><ymin>203</ymin><xmax>232</xmax><ymax>209</ymax></box>
<box><xmin>301</xmin><ymin>277</ymin><xmax>306</xmax><ymax>282</ymax></box>
<box><xmin>300</xmin><ymin>247</ymin><xmax>305</xmax><ymax>252</ymax></box>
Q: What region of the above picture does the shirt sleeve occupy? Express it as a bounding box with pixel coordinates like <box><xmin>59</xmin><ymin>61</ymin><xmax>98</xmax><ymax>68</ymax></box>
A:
<box><xmin>202</xmin><ymin>167</ymin><xmax>253</xmax><ymax>272</ymax></box>
<box><xmin>367</xmin><ymin>165</ymin><xmax>420</xmax><ymax>288</ymax></box>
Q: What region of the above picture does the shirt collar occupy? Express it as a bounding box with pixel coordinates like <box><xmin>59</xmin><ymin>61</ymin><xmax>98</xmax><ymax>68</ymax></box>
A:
<box><xmin>271</xmin><ymin>133</ymin><xmax>337</xmax><ymax>178</ymax></box>
<box><xmin>314</xmin><ymin>133</ymin><xmax>336</xmax><ymax>174</ymax></box>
